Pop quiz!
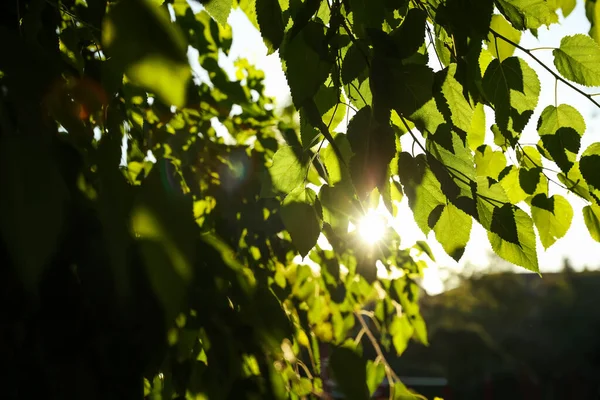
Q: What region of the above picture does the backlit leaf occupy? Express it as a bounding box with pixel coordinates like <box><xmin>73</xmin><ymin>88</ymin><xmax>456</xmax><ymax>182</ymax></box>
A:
<box><xmin>500</xmin><ymin>166</ymin><xmax>528</xmax><ymax>204</ymax></box>
<box><xmin>392</xmin><ymin>8</ymin><xmax>427</xmax><ymax>60</ymax></box>
<box><xmin>587</xmin><ymin>0</ymin><xmax>600</xmax><ymax>45</ymax></box>
<box><xmin>467</xmin><ymin>103</ymin><xmax>486</xmax><ymax>150</ymax></box>
<box><xmin>553</xmin><ymin>34</ymin><xmax>600</xmax><ymax>86</ymax></box>
<box><xmin>349</xmin><ymin>0</ymin><xmax>386</xmax><ymax>37</ymax></box>
<box><xmin>483</xmin><ymin>57</ymin><xmax>540</xmax><ymax>136</ymax></box>
<box><xmin>398</xmin><ymin>153</ymin><xmax>446</xmax><ymax>235</ymax></box>
<box><xmin>268</xmin><ymin>146</ymin><xmax>308</xmax><ymax>194</ymax></box>
<box><xmin>496</xmin><ymin>0</ymin><xmax>558</xmax><ymax>30</ymax></box>
<box><xmin>537</xmin><ymin>104</ymin><xmax>584</xmax><ymax>173</ymax></box>
<box><xmin>558</xmin><ymin>162</ymin><xmax>593</xmax><ymax>201</ymax></box>
<box><xmin>580</xmin><ymin>142</ymin><xmax>600</xmax><ymax>190</ymax></box>
<box><xmin>390</xmin><ymin>64</ymin><xmax>435</xmax><ymax>117</ymax></box>
<box><xmin>347</xmin><ymin>106</ymin><xmax>396</xmax><ymax>196</ymax></box>
<box><xmin>583</xmin><ymin>204</ymin><xmax>600</xmax><ymax>242</ymax></box>
<box><xmin>342</xmin><ymin>41</ymin><xmax>370</xmax><ymax>85</ymax></box>
<box><xmin>487</xmin><ymin>205</ymin><xmax>539</xmax><ymax>272</ymax></box>
<box><xmin>205</xmin><ymin>0</ymin><xmax>234</xmax><ymax>26</ymax></box>
<box><xmin>531</xmin><ymin>193</ymin><xmax>573</xmax><ymax>249</ymax></box>
<box><xmin>519</xmin><ymin>167</ymin><xmax>541</xmax><ymax>195</ymax></box>
<box><xmin>415</xmin><ymin>240</ymin><xmax>436</xmax><ymax>261</ymax></box>
<box><xmin>256</xmin><ymin>0</ymin><xmax>285</xmax><ymax>54</ymax></box>
<box><xmin>433</xmin><ymin>203</ymin><xmax>472</xmax><ymax>261</ymax></box>
<box><xmin>321</xmin><ymin>133</ymin><xmax>353</xmax><ymax>187</ymax></box>
<box><xmin>281</xmin><ymin>187</ymin><xmax>321</xmax><ymax>257</ymax></box>
<box><xmin>487</xmin><ymin>14</ymin><xmax>521</xmax><ymax>61</ymax></box>
<box><xmin>560</xmin><ymin>0</ymin><xmax>576</xmax><ymax>17</ymax></box>
<box><xmin>440</xmin><ymin>64</ymin><xmax>473</xmax><ymax>132</ymax></box>
<box><xmin>282</xmin><ymin>22</ymin><xmax>333</xmax><ymax>107</ymax></box>
<box><xmin>103</xmin><ymin>0</ymin><xmax>191</xmax><ymax>107</ymax></box>
<box><xmin>475</xmin><ymin>145</ymin><xmax>507</xmax><ymax>180</ymax></box>
<box><xmin>476</xmin><ymin>176</ymin><xmax>510</xmax><ymax>229</ymax></box>
<box><xmin>366</xmin><ymin>361</ymin><xmax>386</xmax><ymax>395</ymax></box>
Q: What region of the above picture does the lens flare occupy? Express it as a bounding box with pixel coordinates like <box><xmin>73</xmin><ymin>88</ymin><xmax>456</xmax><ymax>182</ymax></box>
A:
<box><xmin>357</xmin><ymin>210</ymin><xmax>386</xmax><ymax>244</ymax></box>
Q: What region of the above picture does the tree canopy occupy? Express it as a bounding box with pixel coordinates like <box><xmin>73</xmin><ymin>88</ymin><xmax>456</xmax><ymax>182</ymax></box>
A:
<box><xmin>2</xmin><ymin>0</ymin><xmax>600</xmax><ymax>399</ymax></box>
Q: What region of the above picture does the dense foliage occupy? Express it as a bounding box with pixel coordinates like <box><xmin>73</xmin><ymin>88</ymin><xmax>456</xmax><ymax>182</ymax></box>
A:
<box><xmin>2</xmin><ymin>0</ymin><xmax>600</xmax><ymax>399</ymax></box>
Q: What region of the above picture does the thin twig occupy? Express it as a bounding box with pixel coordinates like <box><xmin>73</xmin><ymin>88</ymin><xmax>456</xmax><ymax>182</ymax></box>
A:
<box><xmin>354</xmin><ymin>311</ymin><xmax>400</xmax><ymax>382</ymax></box>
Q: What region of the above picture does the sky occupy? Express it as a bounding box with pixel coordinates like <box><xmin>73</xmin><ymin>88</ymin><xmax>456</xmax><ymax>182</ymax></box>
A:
<box><xmin>202</xmin><ymin>2</ymin><xmax>600</xmax><ymax>294</ymax></box>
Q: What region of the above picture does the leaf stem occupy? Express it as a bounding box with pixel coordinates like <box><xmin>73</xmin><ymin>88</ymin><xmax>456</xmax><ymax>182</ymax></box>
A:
<box><xmin>528</xmin><ymin>47</ymin><xmax>556</xmax><ymax>52</ymax></box>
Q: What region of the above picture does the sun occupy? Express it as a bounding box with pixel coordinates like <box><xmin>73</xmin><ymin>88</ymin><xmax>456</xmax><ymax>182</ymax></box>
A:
<box><xmin>357</xmin><ymin>210</ymin><xmax>387</xmax><ymax>244</ymax></box>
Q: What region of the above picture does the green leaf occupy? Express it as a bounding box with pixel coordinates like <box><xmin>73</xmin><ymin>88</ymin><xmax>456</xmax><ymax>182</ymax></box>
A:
<box><xmin>349</xmin><ymin>0</ymin><xmax>386</xmax><ymax>37</ymax></box>
<box><xmin>345</xmin><ymin>77</ymin><xmax>373</xmax><ymax>109</ymax></box>
<box><xmin>256</xmin><ymin>0</ymin><xmax>285</xmax><ymax>54</ymax></box>
<box><xmin>321</xmin><ymin>133</ymin><xmax>353</xmax><ymax>187</ymax></box>
<box><xmin>559</xmin><ymin>0</ymin><xmax>576</xmax><ymax>17</ymax></box>
<box><xmin>427</xmin><ymin>128</ymin><xmax>476</xmax><ymax>196</ymax></box>
<box><xmin>282</xmin><ymin>22</ymin><xmax>333</xmax><ymax>107</ymax></box>
<box><xmin>320</xmin><ymin>184</ymin><xmax>354</xmax><ymax>235</ymax></box>
<box><xmin>580</xmin><ymin>142</ymin><xmax>600</xmax><ymax>190</ymax></box>
<box><xmin>268</xmin><ymin>146</ymin><xmax>309</xmax><ymax>194</ymax></box>
<box><xmin>329</xmin><ymin>347</ymin><xmax>370</xmax><ymax>400</ymax></box>
<box><xmin>415</xmin><ymin>240</ymin><xmax>436</xmax><ymax>261</ymax></box>
<box><xmin>391</xmin><ymin>8</ymin><xmax>427</xmax><ymax>60</ymax></box>
<box><xmin>587</xmin><ymin>0</ymin><xmax>600</xmax><ymax>45</ymax></box>
<box><xmin>537</xmin><ymin>104</ymin><xmax>584</xmax><ymax>173</ymax></box>
<box><xmin>281</xmin><ymin>187</ymin><xmax>321</xmax><ymax>257</ymax></box>
<box><xmin>390</xmin><ymin>64</ymin><xmax>435</xmax><ymax>117</ymax></box>
<box><xmin>487</xmin><ymin>14</ymin><xmax>521</xmax><ymax>61</ymax></box>
<box><xmin>519</xmin><ymin>167</ymin><xmax>541</xmax><ymax>194</ymax></box>
<box><xmin>398</xmin><ymin>153</ymin><xmax>446</xmax><ymax>235</ymax></box>
<box><xmin>488</xmin><ymin>205</ymin><xmax>539</xmax><ymax>272</ymax></box>
<box><xmin>287</xmin><ymin>0</ymin><xmax>321</xmax><ymax>39</ymax></box>
<box><xmin>205</xmin><ymin>0</ymin><xmax>234</xmax><ymax>26</ymax></box>
<box><xmin>553</xmin><ymin>34</ymin><xmax>600</xmax><ymax>86</ymax></box>
<box><xmin>467</xmin><ymin>103</ymin><xmax>486</xmax><ymax>150</ymax></box>
<box><xmin>317</xmin><ymin>85</ymin><xmax>347</xmax><ymax>131</ymax></box>
<box><xmin>500</xmin><ymin>166</ymin><xmax>528</xmax><ymax>204</ymax></box>
<box><xmin>483</xmin><ymin>57</ymin><xmax>540</xmax><ymax>137</ymax></box>
<box><xmin>102</xmin><ymin>0</ymin><xmax>191</xmax><ymax>107</ymax></box>
<box><xmin>342</xmin><ymin>41</ymin><xmax>370</xmax><ymax>85</ymax></box>
<box><xmin>238</xmin><ymin>0</ymin><xmax>259</xmax><ymax>29</ymax></box>
<box><xmin>366</xmin><ymin>361</ymin><xmax>386</xmax><ymax>395</ymax></box>
<box><xmin>440</xmin><ymin>63</ymin><xmax>473</xmax><ymax>132</ymax></box>
<box><xmin>347</xmin><ymin>106</ymin><xmax>396</xmax><ymax>196</ymax></box>
<box><xmin>476</xmin><ymin>176</ymin><xmax>510</xmax><ymax>229</ymax></box>
<box><xmin>517</xmin><ymin>146</ymin><xmax>542</xmax><ymax>169</ymax></box>
<box><xmin>475</xmin><ymin>145</ymin><xmax>507</xmax><ymax>180</ymax></box>
<box><xmin>558</xmin><ymin>162</ymin><xmax>593</xmax><ymax>201</ymax></box>
<box><xmin>433</xmin><ymin>203</ymin><xmax>472</xmax><ymax>261</ymax></box>
<box><xmin>531</xmin><ymin>194</ymin><xmax>573</xmax><ymax>249</ymax></box>
<box><xmin>537</xmin><ymin>104</ymin><xmax>586</xmax><ymax>136</ymax></box>
<box><xmin>300</xmin><ymin>85</ymin><xmax>346</xmax><ymax>148</ymax></box>
<box><xmin>583</xmin><ymin>204</ymin><xmax>600</xmax><ymax>242</ymax></box>
<box><xmin>434</xmin><ymin>23</ymin><xmax>453</xmax><ymax>67</ymax></box>
<box><xmin>496</xmin><ymin>0</ymin><xmax>559</xmax><ymax>30</ymax></box>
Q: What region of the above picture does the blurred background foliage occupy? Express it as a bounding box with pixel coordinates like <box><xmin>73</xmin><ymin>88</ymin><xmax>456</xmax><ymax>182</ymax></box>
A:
<box><xmin>395</xmin><ymin>260</ymin><xmax>600</xmax><ymax>399</ymax></box>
